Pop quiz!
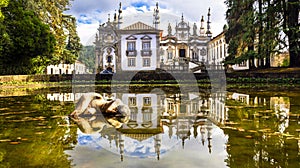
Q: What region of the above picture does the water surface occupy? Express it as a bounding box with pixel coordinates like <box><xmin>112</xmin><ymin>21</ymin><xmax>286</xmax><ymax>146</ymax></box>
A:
<box><xmin>0</xmin><ymin>86</ymin><xmax>299</xmax><ymax>168</ymax></box>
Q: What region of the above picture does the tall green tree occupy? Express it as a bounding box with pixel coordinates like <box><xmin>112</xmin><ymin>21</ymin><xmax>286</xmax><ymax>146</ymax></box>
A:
<box><xmin>256</xmin><ymin>0</ymin><xmax>264</xmax><ymax>67</ymax></box>
<box><xmin>225</xmin><ymin>0</ymin><xmax>257</xmax><ymax>69</ymax></box>
<box><xmin>26</xmin><ymin>0</ymin><xmax>82</xmax><ymax>65</ymax></box>
<box><xmin>225</xmin><ymin>0</ymin><xmax>299</xmax><ymax>68</ymax></box>
<box><xmin>255</xmin><ymin>0</ymin><xmax>281</xmax><ymax>68</ymax></box>
<box><xmin>0</xmin><ymin>0</ymin><xmax>55</xmax><ymax>74</ymax></box>
<box><xmin>64</xmin><ymin>15</ymin><xmax>82</xmax><ymax>64</ymax></box>
<box><xmin>264</xmin><ymin>1</ymin><xmax>282</xmax><ymax>67</ymax></box>
<box><xmin>281</xmin><ymin>0</ymin><xmax>300</xmax><ymax>67</ymax></box>
<box><xmin>224</xmin><ymin>0</ymin><xmax>242</xmax><ymax>66</ymax></box>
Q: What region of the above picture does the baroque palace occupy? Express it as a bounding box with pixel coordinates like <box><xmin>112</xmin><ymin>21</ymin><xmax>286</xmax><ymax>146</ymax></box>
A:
<box><xmin>94</xmin><ymin>2</ymin><xmax>248</xmax><ymax>74</ymax></box>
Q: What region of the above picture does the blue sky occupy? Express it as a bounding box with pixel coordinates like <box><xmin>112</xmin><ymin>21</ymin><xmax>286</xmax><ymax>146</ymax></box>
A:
<box><xmin>130</xmin><ymin>1</ymin><xmax>151</xmax><ymax>11</ymax></box>
<box><xmin>67</xmin><ymin>0</ymin><xmax>227</xmax><ymax>45</ymax></box>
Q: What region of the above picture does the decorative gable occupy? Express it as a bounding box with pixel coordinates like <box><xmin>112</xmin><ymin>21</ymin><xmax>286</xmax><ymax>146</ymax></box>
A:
<box><xmin>126</xmin><ymin>35</ymin><xmax>137</xmax><ymax>40</ymax></box>
<box><xmin>122</xmin><ymin>21</ymin><xmax>155</xmax><ymax>30</ymax></box>
<box><xmin>141</xmin><ymin>35</ymin><xmax>152</xmax><ymax>40</ymax></box>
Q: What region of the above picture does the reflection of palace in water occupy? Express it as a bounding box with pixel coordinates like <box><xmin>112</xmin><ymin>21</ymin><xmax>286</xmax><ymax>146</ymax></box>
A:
<box><xmin>48</xmin><ymin>90</ymin><xmax>300</xmax><ymax>163</ymax></box>
<box><xmin>102</xmin><ymin>91</ymin><xmax>227</xmax><ymax>161</ymax></box>
<box><xmin>47</xmin><ymin>91</ymin><xmax>227</xmax><ymax>160</ymax></box>
<box><xmin>47</xmin><ymin>93</ymin><xmax>83</xmax><ymax>102</ymax></box>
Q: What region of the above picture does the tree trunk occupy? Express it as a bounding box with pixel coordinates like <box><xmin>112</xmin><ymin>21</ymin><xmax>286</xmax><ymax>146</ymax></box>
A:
<box><xmin>249</xmin><ymin>42</ymin><xmax>256</xmax><ymax>69</ymax></box>
<box><xmin>258</xmin><ymin>0</ymin><xmax>264</xmax><ymax>68</ymax></box>
<box><xmin>264</xmin><ymin>0</ymin><xmax>271</xmax><ymax>68</ymax></box>
<box><xmin>286</xmin><ymin>0</ymin><xmax>300</xmax><ymax>67</ymax></box>
<box><xmin>265</xmin><ymin>56</ymin><xmax>270</xmax><ymax>68</ymax></box>
<box><xmin>289</xmin><ymin>41</ymin><xmax>300</xmax><ymax>67</ymax></box>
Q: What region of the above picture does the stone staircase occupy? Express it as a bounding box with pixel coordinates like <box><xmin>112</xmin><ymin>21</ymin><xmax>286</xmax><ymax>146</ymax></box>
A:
<box><xmin>189</xmin><ymin>61</ymin><xmax>206</xmax><ymax>73</ymax></box>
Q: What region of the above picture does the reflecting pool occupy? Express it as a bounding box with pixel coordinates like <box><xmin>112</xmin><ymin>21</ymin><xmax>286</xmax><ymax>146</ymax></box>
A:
<box><xmin>0</xmin><ymin>85</ymin><xmax>299</xmax><ymax>168</ymax></box>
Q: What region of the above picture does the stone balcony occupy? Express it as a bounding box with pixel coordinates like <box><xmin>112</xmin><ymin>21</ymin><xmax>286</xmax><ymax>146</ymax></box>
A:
<box><xmin>141</xmin><ymin>50</ymin><xmax>152</xmax><ymax>56</ymax></box>
<box><xmin>126</xmin><ymin>50</ymin><xmax>137</xmax><ymax>56</ymax></box>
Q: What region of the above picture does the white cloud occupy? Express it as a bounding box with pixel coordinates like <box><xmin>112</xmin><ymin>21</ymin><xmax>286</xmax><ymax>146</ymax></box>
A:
<box><xmin>67</xmin><ymin>0</ymin><xmax>227</xmax><ymax>45</ymax></box>
<box><xmin>68</xmin><ymin>0</ymin><xmax>117</xmax><ymax>14</ymax></box>
<box><xmin>76</xmin><ymin>23</ymin><xmax>98</xmax><ymax>45</ymax></box>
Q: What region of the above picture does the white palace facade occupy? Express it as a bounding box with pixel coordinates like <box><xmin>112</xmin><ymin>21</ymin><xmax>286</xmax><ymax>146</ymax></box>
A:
<box><xmin>94</xmin><ymin>2</ymin><xmax>247</xmax><ymax>74</ymax></box>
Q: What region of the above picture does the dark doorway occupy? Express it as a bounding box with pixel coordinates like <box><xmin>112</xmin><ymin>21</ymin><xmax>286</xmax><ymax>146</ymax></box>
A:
<box><xmin>107</xmin><ymin>67</ymin><xmax>113</xmax><ymax>73</ymax></box>
<box><xmin>107</xmin><ymin>56</ymin><xmax>112</xmax><ymax>63</ymax></box>
<box><xmin>179</xmin><ymin>49</ymin><xmax>185</xmax><ymax>57</ymax></box>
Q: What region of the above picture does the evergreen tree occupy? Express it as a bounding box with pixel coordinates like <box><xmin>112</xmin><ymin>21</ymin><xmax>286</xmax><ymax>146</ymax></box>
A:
<box><xmin>281</xmin><ymin>0</ymin><xmax>300</xmax><ymax>67</ymax></box>
<box><xmin>255</xmin><ymin>0</ymin><xmax>281</xmax><ymax>68</ymax></box>
<box><xmin>263</xmin><ymin>0</ymin><xmax>282</xmax><ymax>67</ymax></box>
<box><xmin>224</xmin><ymin>0</ymin><xmax>242</xmax><ymax>65</ymax></box>
<box><xmin>78</xmin><ymin>45</ymin><xmax>95</xmax><ymax>72</ymax></box>
<box><xmin>225</xmin><ymin>0</ymin><xmax>257</xmax><ymax>69</ymax></box>
<box><xmin>225</xmin><ymin>0</ymin><xmax>299</xmax><ymax>68</ymax></box>
<box><xmin>63</xmin><ymin>15</ymin><xmax>82</xmax><ymax>64</ymax></box>
<box><xmin>26</xmin><ymin>0</ymin><xmax>82</xmax><ymax>65</ymax></box>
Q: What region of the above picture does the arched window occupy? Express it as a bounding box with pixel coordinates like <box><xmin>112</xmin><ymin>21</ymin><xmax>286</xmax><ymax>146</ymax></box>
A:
<box><xmin>107</xmin><ymin>55</ymin><xmax>112</xmax><ymax>63</ymax></box>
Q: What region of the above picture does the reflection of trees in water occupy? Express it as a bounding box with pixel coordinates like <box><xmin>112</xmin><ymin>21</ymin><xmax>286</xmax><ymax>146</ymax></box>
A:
<box><xmin>0</xmin><ymin>94</ymin><xmax>78</xmax><ymax>167</ymax></box>
<box><xmin>225</xmin><ymin>128</ymin><xmax>299</xmax><ymax>167</ymax></box>
<box><xmin>224</xmin><ymin>93</ymin><xmax>300</xmax><ymax>167</ymax></box>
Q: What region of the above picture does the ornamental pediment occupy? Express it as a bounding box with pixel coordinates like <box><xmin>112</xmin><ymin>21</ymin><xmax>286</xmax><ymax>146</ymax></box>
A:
<box><xmin>122</xmin><ymin>21</ymin><xmax>155</xmax><ymax>30</ymax></box>
<box><xmin>141</xmin><ymin>35</ymin><xmax>152</xmax><ymax>40</ymax></box>
<box><xmin>126</xmin><ymin>35</ymin><xmax>137</xmax><ymax>40</ymax></box>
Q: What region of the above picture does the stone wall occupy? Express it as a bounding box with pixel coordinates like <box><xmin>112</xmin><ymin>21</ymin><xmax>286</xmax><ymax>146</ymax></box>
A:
<box><xmin>1</xmin><ymin>70</ymin><xmax>298</xmax><ymax>84</ymax></box>
<box><xmin>0</xmin><ymin>72</ymin><xmax>212</xmax><ymax>83</ymax></box>
<box><xmin>0</xmin><ymin>75</ymin><xmax>50</xmax><ymax>82</ymax></box>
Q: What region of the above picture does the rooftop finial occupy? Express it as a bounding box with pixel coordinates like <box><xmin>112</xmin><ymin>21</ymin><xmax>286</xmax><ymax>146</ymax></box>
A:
<box><xmin>206</xmin><ymin>7</ymin><xmax>212</xmax><ymax>37</ymax></box>
<box><xmin>114</xmin><ymin>10</ymin><xmax>117</xmax><ymax>21</ymax></box>
<box><xmin>200</xmin><ymin>15</ymin><xmax>205</xmax><ymax>36</ymax></box>
<box><xmin>168</xmin><ymin>23</ymin><xmax>172</xmax><ymax>36</ymax></box>
<box><xmin>117</xmin><ymin>2</ymin><xmax>123</xmax><ymax>29</ymax></box>
<box><xmin>153</xmin><ymin>2</ymin><xmax>160</xmax><ymax>29</ymax></box>
<box><xmin>118</xmin><ymin>2</ymin><xmax>122</xmax><ymax>17</ymax></box>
